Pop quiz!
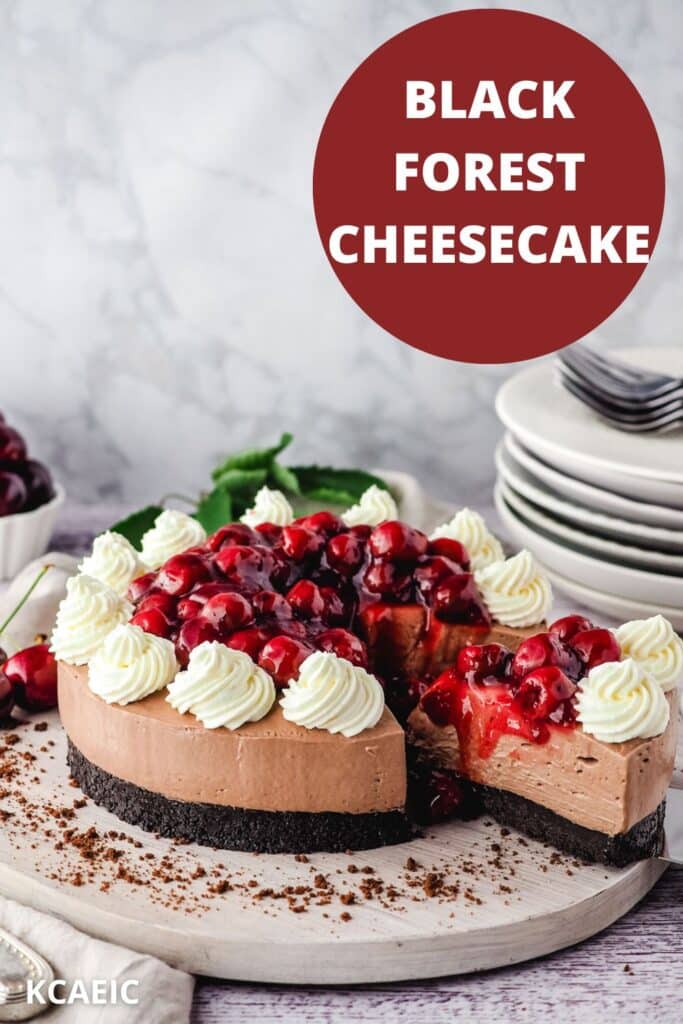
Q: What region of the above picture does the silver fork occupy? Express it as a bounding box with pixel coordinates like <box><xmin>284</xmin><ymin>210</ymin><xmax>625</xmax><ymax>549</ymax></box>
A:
<box><xmin>555</xmin><ymin>367</ymin><xmax>683</xmax><ymax>433</ymax></box>
<box><xmin>559</xmin><ymin>346</ymin><xmax>683</xmax><ymax>402</ymax></box>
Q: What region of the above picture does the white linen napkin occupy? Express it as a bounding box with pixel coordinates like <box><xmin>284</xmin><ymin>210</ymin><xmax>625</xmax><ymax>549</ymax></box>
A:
<box><xmin>0</xmin><ymin>896</ymin><xmax>194</xmax><ymax>1021</ymax></box>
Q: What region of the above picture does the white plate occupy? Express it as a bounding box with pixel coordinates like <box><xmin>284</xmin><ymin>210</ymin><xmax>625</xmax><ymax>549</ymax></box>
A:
<box><xmin>496</xmin><ymin>443</ymin><xmax>683</xmax><ymax>553</ymax></box>
<box><xmin>503</xmin><ymin>432</ymin><xmax>683</xmax><ymax>530</ymax></box>
<box><xmin>496</xmin><ymin>347</ymin><xmax>683</xmax><ymax>507</ymax></box>
<box><xmin>494</xmin><ymin>485</ymin><xmax>683</xmax><ymax>608</ymax></box>
<box><xmin>497</xmin><ymin>479</ymin><xmax>683</xmax><ymax>575</ymax></box>
<box><xmin>540</xmin><ymin>564</ymin><xmax>683</xmax><ymax>632</ymax></box>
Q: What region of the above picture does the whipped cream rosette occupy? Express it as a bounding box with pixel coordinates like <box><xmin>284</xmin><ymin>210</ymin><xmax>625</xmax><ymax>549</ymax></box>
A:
<box><xmin>140</xmin><ymin>510</ymin><xmax>207</xmax><ymax>570</ymax></box>
<box><xmin>616</xmin><ymin>615</ymin><xmax>683</xmax><ymax>693</ymax></box>
<box><xmin>474</xmin><ymin>549</ymin><xmax>552</xmax><ymax>628</ymax></box>
<box><xmin>241</xmin><ymin>486</ymin><xmax>294</xmax><ymax>528</ymax></box>
<box><xmin>167</xmin><ymin>642</ymin><xmax>275</xmax><ymax>729</ymax></box>
<box><xmin>430</xmin><ymin>508</ymin><xmax>504</xmax><ymax>570</ymax></box>
<box><xmin>280</xmin><ymin>651</ymin><xmax>384</xmax><ymax>738</ymax></box>
<box><xmin>78</xmin><ymin>530</ymin><xmax>147</xmax><ymax>596</ymax></box>
<box><xmin>342</xmin><ymin>485</ymin><xmax>398</xmax><ymax>528</ymax></box>
<box><xmin>88</xmin><ymin>623</ymin><xmax>177</xmax><ymax>705</ymax></box>
<box><xmin>576</xmin><ymin>658</ymin><xmax>670</xmax><ymax>743</ymax></box>
<box><xmin>50</xmin><ymin>575</ymin><xmax>133</xmax><ymax>666</ymax></box>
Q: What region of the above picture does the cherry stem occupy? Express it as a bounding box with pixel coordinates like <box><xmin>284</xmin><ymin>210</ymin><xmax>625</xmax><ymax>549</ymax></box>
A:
<box><xmin>0</xmin><ymin>564</ymin><xmax>53</xmax><ymax>638</ymax></box>
<box><xmin>159</xmin><ymin>493</ymin><xmax>197</xmax><ymax>509</ymax></box>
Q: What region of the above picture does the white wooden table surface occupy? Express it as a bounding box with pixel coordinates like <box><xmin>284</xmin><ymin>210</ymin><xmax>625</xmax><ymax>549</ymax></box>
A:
<box><xmin>52</xmin><ymin>502</ymin><xmax>683</xmax><ymax>1023</ymax></box>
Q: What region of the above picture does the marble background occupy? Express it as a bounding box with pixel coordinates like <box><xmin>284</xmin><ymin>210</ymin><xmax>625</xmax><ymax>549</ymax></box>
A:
<box><xmin>0</xmin><ymin>0</ymin><xmax>680</xmax><ymax>511</ymax></box>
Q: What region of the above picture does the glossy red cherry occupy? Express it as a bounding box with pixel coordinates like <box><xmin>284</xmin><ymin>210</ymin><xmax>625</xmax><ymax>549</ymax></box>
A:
<box><xmin>432</xmin><ymin>573</ymin><xmax>489</xmax><ymax>624</ymax></box>
<box><xmin>16</xmin><ymin>460</ymin><xmax>54</xmax><ymax>511</ymax></box>
<box><xmin>319</xmin><ymin>586</ymin><xmax>347</xmax><ymax>625</ymax></box>
<box><xmin>0</xmin><ymin>671</ymin><xmax>14</xmax><ymax>718</ymax></box>
<box><xmin>176</xmin><ymin>618</ymin><xmax>220</xmax><ymax>666</ymax></box>
<box><xmin>254</xmin><ymin>522</ymin><xmax>282</xmax><ymax>545</ymax></box>
<box><xmin>186</xmin><ymin>582</ymin><xmax>233</xmax><ymax>605</ymax></box>
<box><xmin>569</xmin><ymin>627</ymin><xmax>621</xmax><ymax>669</ymax></box>
<box><xmin>368</xmin><ymin>521</ymin><xmax>429</xmax><ymax>562</ymax></box>
<box><xmin>157</xmin><ymin>553</ymin><xmax>210</xmax><ymax>596</ymax></box>
<box><xmin>0</xmin><ymin>424</ymin><xmax>27</xmax><ymax>462</ymax></box>
<box><xmin>294</xmin><ymin>511</ymin><xmax>345</xmax><ymax>536</ymax></box>
<box><xmin>176</xmin><ymin>598</ymin><xmax>202</xmax><ymax>621</ymax></box>
<box><xmin>325</xmin><ymin>533</ymin><xmax>365</xmax><ymax>575</ymax></box>
<box><xmin>363</xmin><ymin>561</ymin><xmax>412</xmax><ymax>599</ymax></box>
<box><xmin>0</xmin><ymin>471</ymin><xmax>27</xmax><ymax>516</ymax></box>
<box><xmin>200</xmin><ymin>592</ymin><xmax>253</xmax><ymax>631</ymax></box>
<box><xmin>549</xmin><ymin>615</ymin><xmax>594</xmax><ymax>643</ymax></box>
<box><xmin>427</xmin><ymin>536</ymin><xmax>470</xmax><ymax>568</ymax></box>
<box><xmin>348</xmin><ymin>524</ymin><xmax>372</xmax><ymax>540</ymax></box>
<box><xmin>136</xmin><ymin>591</ymin><xmax>178</xmax><ymax>618</ymax></box>
<box><xmin>286</xmin><ymin>580</ymin><xmax>326</xmax><ymax>618</ymax></box>
<box><xmin>127</xmin><ymin>571</ymin><xmax>158</xmax><ymax>603</ymax></box>
<box><xmin>511</xmin><ymin>632</ymin><xmax>582</xmax><ymax>681</ymax></box>
<box><xmin>515</xmin><ymin>666</ymin><xmax>576</xmax><ymax>721</ymax></box>
<box><xmin>279</xmin><ymin>525</ymin><xmax>324</xmax><ymax>561</ymax></box>
<box><xmin>214</xmin><ymin>544</ymin><xmax>270</xmax><ymax>582</ymax></box>
<box><xmin>226</xmin><ymin>626</ymin><xmax>272</xmax><ymax>660</ymax></box>
<box><xmin>258</xmin><ymin>635</ymin><xmax>313</xmax><ymax>686</ymax></box>
<box><xmin>4</xmin><ymin>644</ymin><xmax>58</xmax><ymax>711</ymax></box>
<box><xmin>206</xmin><ymin>523</ymin><xmax>258</xmax><ymax>552</ymax></box>
<box><xmin>420</xmin><ymin>669</ymin><xmax>459</xmax><ymax>727</ymax></box>
<box><xmin>316</xmin><ymin>628</ymin><xmax>369</xmax><ymax>667</ymax></box>
<box><xmin>251</xmin><ymin>589</ymin><xmax>292</xmax><ymax>620</ymax></box>
<box><xmin>456</xmin><ymin>643</ymin><xmax>510</xmax><ymax>683</ymax></box>
<box><xmin>130</xmin><ymin>608</ymin><xmax>172</xmax><ymax>638</ymax></box>
<box><xmin>414</xmin><ymin>556</ymin><xmax>465</xmax><ymax>598</ymax></box>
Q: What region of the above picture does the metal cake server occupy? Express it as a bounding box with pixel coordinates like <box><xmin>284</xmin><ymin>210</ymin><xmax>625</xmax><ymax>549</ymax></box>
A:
<box><xmin>0</xmin><ymin>928</ymin><xmax>53</xmax><ymax>1021</ymax></box>
<box><xmin>662</xmin><ymin>786</ymin><xmax>683</xmax><ymax>866</ymax></box>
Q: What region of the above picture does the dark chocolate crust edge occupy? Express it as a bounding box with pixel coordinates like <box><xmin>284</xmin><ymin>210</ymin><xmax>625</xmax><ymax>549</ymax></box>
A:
<box><xmin>66</xmin><ymin>739</ymin><xmax>412</xmax><ymax>854</ymax></box>
<box><xmin>473</xmin><ymin>783</ymin><xmax>666</xmax><ymax>868</ymax></box>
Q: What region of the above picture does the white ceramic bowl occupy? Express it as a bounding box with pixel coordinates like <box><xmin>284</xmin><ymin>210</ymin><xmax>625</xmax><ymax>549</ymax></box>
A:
<box><xmin>0</xmin><ymin>484</ymin><xmax>65</xmax><ymax>580</ymax></box>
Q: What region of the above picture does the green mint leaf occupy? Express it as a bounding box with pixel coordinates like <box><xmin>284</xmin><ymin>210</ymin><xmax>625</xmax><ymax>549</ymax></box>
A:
<box><xmin>211</xmin><ymin>467</ymin><xmax>269</xmax><ymax>493</ymax></box>
<box><xmin>195</xmin><ymin>488</ymin><xmax>233</xmax><ymax>534</ymax></box>
<box><xmin>269</xmin><ymin>462</ymin><xmax>301</xmax><ymax>495</ymax></box>
<box><xmin>211</xmin><ymin>432</ymin><xmax>293</xmax><ymax>481</ymax></box>
<box><xmin>110</xmin><ymin>505</ymin><xmax>164</xmax><ymax>549</ymax></box>
<box><xmin>291</xmin><ymin>466</ymin><xmax>390</xmax><ymax>507</ymax></box>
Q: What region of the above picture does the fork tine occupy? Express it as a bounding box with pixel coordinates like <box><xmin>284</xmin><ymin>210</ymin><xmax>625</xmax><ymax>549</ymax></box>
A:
<box><xmin>558</xmin><ymin>361</ymin><xmax>683</xmax><ymax>412</ymax></box>
<box><xmin>558</xmin><ymin>348</ymin><xmax>681</xmax><ymax>398</ymax></box>
<box><xmin>556</xmin><ymin>371</ymin><xmax>683</xmax><ymax>433</ymax></box>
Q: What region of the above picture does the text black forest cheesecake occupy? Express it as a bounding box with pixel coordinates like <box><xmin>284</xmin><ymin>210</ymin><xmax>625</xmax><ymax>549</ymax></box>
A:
<box><xmin>53</xmin><ymin>487</ymin><xmax>681</xmax><ymax>861</ymax></box>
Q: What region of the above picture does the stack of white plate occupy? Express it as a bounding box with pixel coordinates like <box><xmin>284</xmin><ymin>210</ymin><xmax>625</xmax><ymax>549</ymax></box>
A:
<box><xmin>494</xmin><ymin>347</ymin><xmax>683</xmax><ymax>628</ymax></box>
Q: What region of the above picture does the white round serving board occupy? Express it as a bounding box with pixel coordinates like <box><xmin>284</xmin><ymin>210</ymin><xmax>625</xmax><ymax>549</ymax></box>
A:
<box><xmin>0</xmin><ymin>710</ymin><xmax>668</xmax><ymax>983</ymax></box>
<box><xmin>496</xmin><ymin>347</ymin><xmax>683</xmax><ymax>506</ymax></box>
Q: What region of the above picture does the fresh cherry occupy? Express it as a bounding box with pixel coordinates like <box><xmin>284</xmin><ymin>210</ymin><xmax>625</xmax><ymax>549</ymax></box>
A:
<box><xmin>414</xmin><ymin>556</ymin><xmax>465</xmax><ymax>599</ymax></box>
<box><xmin>4</xmin><ymin>644</ymin><xmax>58</xmax><ymax>711</ymax></box>
<box><xmin>511</xmin><ymin>632</ymin><xmax>582</xmax><ymax>681</ymax></box>
<box><xmin>258</xmin><ymin>635</ymin><xmax>313</xmax><ymax>685</ymax></box>
<box><xmin>130</xmin><ymin>608</ymin><xmax>172</xmax><ymax>638</ymax></box>
<box><xmin>279</xmin><ymin>525</ymin><xmax>324</xmax><ymax>562</ymax></box>
<box><xmin>0</xmin><ymin>471</ymin><xmax>27</xmax><ymax>516</ymax></box>
<box><xmin>206</xmin><ymin>523</ymin><xmax>258</xmax><ymax>552</ymax></box>
<box><xmin>325</xmin><ymin>533</ymin><xmax>365</xmax><ymax>575</ymax></box>
<box><xmin>515</xmin><ymin>666</ymin><xmax>576</xmax><ymax>721</ymax></box>
<box><xmin>294</xmin><ymin>511</ymin><xmax>344</xmax><ymax>536</ymax></box>
<box><xmin>16</xmin><ymin>460</ymin><xmax>54</xmax><ymax>511</ymax></box>
<box><xmin>157</xmin><ymin>553</ymin><xmax>210</xmax><ymax>596</ymax></box>
<box><xmin>137</xmin><ymin>591</ymin><xmax>178</xmax><ymax>618</ymax></box>
<box><xmin>226</xmin><ymin>626</ymin><xmax>272</xmax><ymax>660</ymax></box>
<box><xmin>254</xmin><ymin>522</ymin><xmax>282</xmax><ymax>545</ymax></box>
<box><xmin>0</xmin><ymin>424</ymin><xmax>27</xmax><ymax>462</ymax></box>
<box><xmin>569</xmin><ymin>628</ymin><xmax>621</xmax><ymax>669</ymax></box>
<box><xmin>286</xmin><ymin>580</ymin><xmax>326</xmax><ymax>618</ymax></box>
<box><xmin>0</xmin><ymin>671</ymin><xmax>14</xmax><ymax>718</ymax></box>
<box><xmin>316</xmin><ymin>628</ymin><xmax>369</xmax><ymax>667</ymax></box>
<box><xmin>200</xmin><ymin>591</ymin><xmax>253</xmax><ymax>631</ymax></box>
<box><xmin>186</xmin><ymin>582</ymin><xmax>233</xmax><ymax>605</ymax></box>
<box><xmin>368</xmin><ymin>521</ymin><xmax>428</xmax><ymax>562</ymax></box>
<box><xmin>428</xmin><ymin>536</ymin><xmax>470</xmax><ymax>568</ymax></box>
<box><xmin>214</xmin><ymin>545</ymin><xmax>271</xmax><ymax>582</ymax></box>
<box><xmin>549</xmin><ymin>615</ymin><xmax>594</xmax><ymax>643</ymax></box>
<box><xmin>176</xmin><ymin>598</ymin><xmax>203</xmax><ymax>621</ymax></box>
<box><xmin>251</xmin><ymin>590</ymin><xmax>292</xmax><ymax>620</ymax></box>
<box><xmin>432</xmin><ymin>573</ymin><xmax>489</xmax><ymax>625</ymax></box>
<box><xmin>456</xmin><ymin>643</ymin><xmax>510</xmax><ymax>683</ymax></box>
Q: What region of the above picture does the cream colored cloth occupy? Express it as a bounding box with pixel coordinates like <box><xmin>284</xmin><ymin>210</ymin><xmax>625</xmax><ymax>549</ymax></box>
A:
<box><xmin>0</xmin><ymin>896</ymin><xmax>193</xmax><ymax>1022</ymax></box>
